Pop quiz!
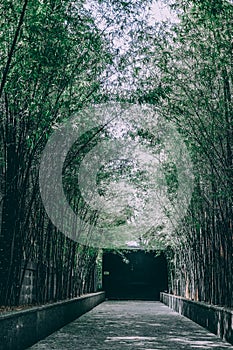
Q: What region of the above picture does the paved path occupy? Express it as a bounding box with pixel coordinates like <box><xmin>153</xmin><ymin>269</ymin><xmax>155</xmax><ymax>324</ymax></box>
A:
<box><xmin>29</xmin><ymin>301</ymin><xmax>233</xmax><ymax>349</ymax></box>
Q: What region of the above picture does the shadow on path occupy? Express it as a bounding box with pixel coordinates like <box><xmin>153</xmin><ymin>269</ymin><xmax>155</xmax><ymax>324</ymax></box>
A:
<box><xmin>29</xmin><ymin>301</ymin><xmax>233</xmax><ymax>349</ymax></box>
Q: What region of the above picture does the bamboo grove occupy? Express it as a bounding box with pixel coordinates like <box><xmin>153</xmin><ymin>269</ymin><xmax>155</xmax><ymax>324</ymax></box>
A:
<box><xmin>0</xmin><ymin>0</ymin><xmax>111</xmax><ymax>306</ymax></box>
<box><xmin>163</xmin><ymin>0</ymin><xmax>233</xmax><ymax>308</ymax></box>
<box><xmin>137</xmin><ymin>0</ymin><xmax>232</xmax><ymax>307</ymax></box>
<box><xmin>0</xmin><ymin>0</ymin><xmax>232</xmax><ymax>308</ymax></box>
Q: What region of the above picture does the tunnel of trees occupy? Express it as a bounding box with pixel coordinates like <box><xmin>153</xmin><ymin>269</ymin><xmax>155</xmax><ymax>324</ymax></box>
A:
<box><xmin>0</xmin><ymin>0</ymin><xmax>232</xmax><ymax>308</ymax></box>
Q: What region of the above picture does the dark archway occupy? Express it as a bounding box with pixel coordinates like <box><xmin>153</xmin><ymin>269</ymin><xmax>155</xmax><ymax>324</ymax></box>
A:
<box><xmin>102</xmin><ymin>250</ymin><xmax>168</xmax><ymax>300</ymax></box>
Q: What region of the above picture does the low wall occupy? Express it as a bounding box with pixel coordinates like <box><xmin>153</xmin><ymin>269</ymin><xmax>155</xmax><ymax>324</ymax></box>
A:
<box><xmin>161</xmin><ymin>292</ymin><xmax>233</xmax><ymax>345</ymax></box>
<box><xmin>0</xmin><ymin>291</ymin><xmax>105</xmax><ymax>350</ymax></box>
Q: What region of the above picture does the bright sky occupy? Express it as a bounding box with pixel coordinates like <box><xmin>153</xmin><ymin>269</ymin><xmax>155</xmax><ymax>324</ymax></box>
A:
<box><xmin>148</xmin><ymin>0</ymin><xmax>178</xmax><ymax>24</ymax></box>
<box><xmin>84</xmin><ymin>0</ymin><xmax>178</xmax><ymax>32</ymax></box>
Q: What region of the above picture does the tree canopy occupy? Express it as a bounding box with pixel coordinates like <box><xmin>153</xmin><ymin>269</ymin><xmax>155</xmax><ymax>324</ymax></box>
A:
<box><xmin>0</xmin><ymin>0</ymin><xmax>232</xmax><ymax>307</ymax></box>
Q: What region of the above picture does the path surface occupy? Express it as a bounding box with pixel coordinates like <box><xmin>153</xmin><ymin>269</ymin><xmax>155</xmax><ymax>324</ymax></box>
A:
<box><xmin>29</xmin><ymin>301</ymin><xmax>233</xmax><ymax>349</ymax></box>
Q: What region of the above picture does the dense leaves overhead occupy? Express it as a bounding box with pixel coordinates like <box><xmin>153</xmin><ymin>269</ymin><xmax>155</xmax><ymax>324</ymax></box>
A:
<box><xmin>0</xmin><ymin>0</ymin><xmax>232</xmax><ymax>307</ymax></box>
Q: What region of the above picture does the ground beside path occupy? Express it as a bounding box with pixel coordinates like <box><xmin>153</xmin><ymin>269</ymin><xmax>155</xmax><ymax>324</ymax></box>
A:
<box><xmin>29</xmin><ymin>301</ymin><xmax>233</xmax><ymax>349</ymax></box>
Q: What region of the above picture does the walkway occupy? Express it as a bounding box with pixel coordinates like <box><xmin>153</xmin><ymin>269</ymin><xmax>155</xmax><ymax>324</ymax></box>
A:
<box><xmin>29</xmin><ymin>301</ymin><xmax>233</xmax><ymax>349</ymax></box>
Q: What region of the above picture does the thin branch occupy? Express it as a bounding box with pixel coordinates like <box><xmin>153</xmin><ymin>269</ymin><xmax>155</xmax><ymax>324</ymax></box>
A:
<box><xmin>0</xmin><ymin>0</ymin><xmax>29</xmax><ymax>99</ymax></box>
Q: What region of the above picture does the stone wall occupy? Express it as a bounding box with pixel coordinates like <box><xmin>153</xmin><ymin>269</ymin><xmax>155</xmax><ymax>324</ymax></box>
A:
<box><xmin>161</xmin><ymin>292</ymin><xmax>233</xmax><ymax>345</ymax></box>
<box><xmin>19</xmin><ymin>261</ymin><xmax>100</xmax><ymax>305</ymax></box>
<box><xmin>19</xmin><ymin>262</ymin><xmax>37</xmax><ymax>305</ymax></box>
<box><xmin>0</xmin><ymin>291</ymin><xmax>105</xmax><ymax>350</ymax></box>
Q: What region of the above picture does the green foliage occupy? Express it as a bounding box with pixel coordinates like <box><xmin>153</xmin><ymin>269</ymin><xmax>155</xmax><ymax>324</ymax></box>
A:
<box><xmin>0</xmin><ymin>0</ymin><xmax>112</xmax><ymax>306</ymax></box>
<box><xmin>163</xmin><ymin>162</ymin><xmax>178</xmax><ymax>200</ymax></box>
<box><xmin>0</xmin><ymin>0</ymin><xmax>232</xmax><ymax>306</ymax></box>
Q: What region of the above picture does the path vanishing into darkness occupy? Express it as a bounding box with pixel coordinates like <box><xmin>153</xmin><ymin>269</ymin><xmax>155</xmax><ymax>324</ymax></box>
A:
<box><xmin>29</xmin><ymin>301</ymin><xmax>233</xmax><ymax>349</ymax></box>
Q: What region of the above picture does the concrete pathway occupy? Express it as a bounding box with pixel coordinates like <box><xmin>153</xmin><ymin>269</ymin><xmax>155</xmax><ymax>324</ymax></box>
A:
<box><xmin>29</xmin><ymin>301</ymin><xmax>233</xmax><ymax>349</ymax></box>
